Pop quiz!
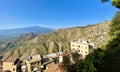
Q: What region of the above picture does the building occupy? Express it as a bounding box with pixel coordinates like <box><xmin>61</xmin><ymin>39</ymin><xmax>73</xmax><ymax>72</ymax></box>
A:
<box><xmin>21</xmin><ymin>62</ymin><xmax>27</xmax><ymax>72</ymax></box>
<box><xmin>2</xmin><ymin>57</ymin><xmax>21</xmax><ymax>72</ymax></box>
<box><xmin>26</xmin><ymin>54</ymin><xmax>41</xmax><ymax>72</ymax></box>
<box><xmin>71</xmin><ymin>39</ymin><xmax>94</xmax><ymax>57</ymax></box>
<box><xmin>0</xmin><ymin>60</ymin><xmax>3</xmax><ymax>72</ymax></box>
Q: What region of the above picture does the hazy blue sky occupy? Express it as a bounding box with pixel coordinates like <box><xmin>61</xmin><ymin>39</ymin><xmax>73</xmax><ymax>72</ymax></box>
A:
<box><xmin>0</xmin><ymin>0</ymin><xmax>119</xmax><ymax>29</ymax></box>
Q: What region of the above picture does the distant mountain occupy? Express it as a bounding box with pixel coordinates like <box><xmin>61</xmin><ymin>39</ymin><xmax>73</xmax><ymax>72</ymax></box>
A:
<box><xmin>0</xmin><ymin>26</ymin><xmax>54</xmax><ymax>41</ymax></box>
<box><xmin>2</xmin><ymin>21</ymin><xmax>111</xmax><ymax>60</ymax></box>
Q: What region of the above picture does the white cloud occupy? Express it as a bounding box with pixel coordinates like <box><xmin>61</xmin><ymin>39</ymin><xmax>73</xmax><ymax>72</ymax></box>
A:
<box><xmin>38</xmin><ymin>24</ymin><xmax>54</xmax><ymax>29</ymax></box>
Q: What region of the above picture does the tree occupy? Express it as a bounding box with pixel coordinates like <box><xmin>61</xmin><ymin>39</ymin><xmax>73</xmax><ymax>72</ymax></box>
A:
<box><xmin>98</xmin><ymin>11</ymin><xmax>120</xmax><ymax>72</ymax></box>
<box><xmin>101</xmin><ymin>0</ymin><xmax>120</xmax><ymax>8</ymax></box>
<box><xmin>112</xmin><ymin>0</ymin><xmax>120</xmax><ymax>8</ymax></box>
<box><xmin>101</xmin><ymin>0</ymin><xmax>109</xmax><ymax>2</ymax></box>
<box><xmin>106</xmin><ymin>11</ymin><xmax>120</xmax><ymax>56</ymax></box>
<box><xmin>72</xmin><ymin>51</ymin><xmax>81</xmax><ymax>62</ymax></box>
<box><xmin>59</xmin><ymin>55</ymin><xmax>71</xmax><ymax>72</ymax></box>
<box><xmin>109</xmin><ymin>11</ymin><xmax>120</xmax><ymax>35</ymax></box>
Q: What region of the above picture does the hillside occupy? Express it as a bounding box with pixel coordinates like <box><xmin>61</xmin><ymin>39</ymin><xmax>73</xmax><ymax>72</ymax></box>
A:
<box><xmin>0</xmin><ymin>26</ymin><xmax>54</xmax><ymax>41</ymax></box>
<box><xmin>0</xmin><ymin>32</ymin><xmax>37</xmax><ymax>54</ymax></box>
<box><xmin>2</xmin><ymin>21</ymin><xmax>110</xmax><ymax>60</ymax></box>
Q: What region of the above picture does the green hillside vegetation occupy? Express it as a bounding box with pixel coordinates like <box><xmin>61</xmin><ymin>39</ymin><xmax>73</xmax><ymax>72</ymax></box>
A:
<box><xmin>99</xmin><ymin>11</ymin><xmax>120</xmax><ymax>72</ymax></box>
<box><xmin>61</xmin><ymin>11</ymin><xmax>120</xmax><ymax>72</ymax></box>
<box><xmin>2</xmin><ymin>20</ymin><xmax>110</xmax><ymax>60</ymax></box>
<box><xmin>0</xmin><ymin>32</ymin><xmax>36</xmax><ymax>55</ymax></box>
<box><xmin>101</xmin><ymin>0</ymin><xmax>120</xmax><ymax>8</ymax></box>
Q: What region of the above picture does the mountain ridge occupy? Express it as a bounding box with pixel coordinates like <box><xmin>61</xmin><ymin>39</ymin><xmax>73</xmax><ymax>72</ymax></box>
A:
<box><xmin>0</xmin><ymin>25</ymin><xmax>54</xmax><ymax>34</ymax></box>
<box><xmin>0</xmin><ymin>26</ymin><xmax>54</xmax><ymax>41</ymax></box>
<box><xmin>1</xmin><ymin>21</ymin><xmax>110</xmax><ymax>60</ymax></box>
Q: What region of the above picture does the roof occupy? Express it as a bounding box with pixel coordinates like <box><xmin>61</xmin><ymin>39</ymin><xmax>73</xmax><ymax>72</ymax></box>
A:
<box><xmin>57</xmin><ymin>52</ymin><xmax>63</xmax><ymax>55</ymax></box>
<box><xmin>46</xmin><ymin>53</ymin><xmax>56</xmax><ymax>58</ymax></box>
<box><xmin>44</xmin><ymin>64</ymin><xmax>63</xmax><ymax>72</ymax></box>
<box><xmin>28</xmin><ymin>54</ymin><xmax>41</xmax><ymax>63</ymax></box>
<box><xmin>71</xmin><ymin>39</ymin><xmax>94</xmax><ymax>47</ymax></box>
<box><xmin>72</xmin><ymin>39</ymin><xmax>89</xmax><ymax>43</ymax></box>
<box><xmin>41</xmin><ymin>58</ymin><xmax>50</xmax><ymax>63</ymax></box>
<box><xmin>4</xmin><ymin>56</ymin><xmax>18</xmax><ymax>62</ymax></box>
<box><xmin>46</xmin><ymin>52</ymin><xmax>63</xmax><ymax>58</ymax></box>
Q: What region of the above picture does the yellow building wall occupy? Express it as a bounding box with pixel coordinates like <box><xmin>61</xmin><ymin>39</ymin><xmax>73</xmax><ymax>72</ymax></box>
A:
<box><xmin>26</xmin><ymin>61</ymin><xmax>31</xmax><ymax>72</ymax></box>
<box><xmin>3</xmin><ymin>62</ymin><xmax>16</xmax><ymax>72</ymax></box>
<box><xmin>59</xmin><ymin>56</ymin><xmax>63</xmax><ymax>63</ymax></box>
<box><xmin>71</xmin><ymin>42</ymin><xmax>89</xmax><ymax>57</ymax></box>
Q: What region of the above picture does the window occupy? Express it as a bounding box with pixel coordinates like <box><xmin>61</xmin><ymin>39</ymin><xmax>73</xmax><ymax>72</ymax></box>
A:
<box><xmin>76</xmin><ymin>45</ymin><xmax>80</xmax><ymax>47</ymax></box>
<box><xmin>0</xmin><ymin>67</ymin><xmax>3</xmax><ymax>69</ymax></box>
<box><xmin>85</xmin><ymin>46</ymin><xmax>88</xmax><ymax>49</ymax></box>
<box><xmin>72</xmin><ymin>44</ymin><xmax>75</xmax><ymax>46</ymax></box>
<box><xmin>13</xmin><ymin>68</ymin><xmax>15</xmax><ymax>71</ymax></box>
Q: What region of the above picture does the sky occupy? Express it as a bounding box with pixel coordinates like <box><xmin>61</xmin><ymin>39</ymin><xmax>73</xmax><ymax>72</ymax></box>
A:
<box><xmin>0</xmin><ymin>0</ymin><xmax>119</xmax><ymax>29</ymax></box>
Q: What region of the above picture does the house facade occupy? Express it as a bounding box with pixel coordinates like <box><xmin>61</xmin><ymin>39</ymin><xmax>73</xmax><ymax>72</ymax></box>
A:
<box><xmin>26</xmin><ymin>54</ymin><xmax>41</xmax><ymax>72</ymax></box>
<box><xmin>2</xmin><ymin>57</ymin><xmax>21</xmax><ymax>72</ymax></box>
<box><xmin>71</xmin><ymin>39</ymin><xmax>94</xmax><ymax>57</ymax></box>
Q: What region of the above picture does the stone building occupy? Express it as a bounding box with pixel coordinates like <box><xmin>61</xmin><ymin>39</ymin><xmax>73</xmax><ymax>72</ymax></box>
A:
<box><xmin>2</xmin><ymin>57</ymin><xmax>21</xmax><ymax>72</ymax></box>
<box><xmin>26</xmin><ymin>54</ymin><xmax>41</xmax><ymax>72</ymax></box>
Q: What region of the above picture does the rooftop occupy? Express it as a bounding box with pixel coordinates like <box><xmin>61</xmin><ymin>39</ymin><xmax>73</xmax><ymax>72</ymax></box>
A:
<box><xmin>44</xmin><ymin>64</ymin><xmax>63</xmax><ymax>72</ymax></box>
<box><xmin>46</xmin><ymin>52</ymin><xmax>63</xmax><ymax>58</ymax></box>
<box><xmin>46</xmin><ymin>53</ymin><xmax>56</xmax><ymax>58</ymax></box>
<box><xmin>4</xmin><ymin>56</ymin><xmax>18</xmax><ymax>62</ymax></box>
<box><xmin>28</xmin><ymin>54</ymin><xmax>41</xmax><ymax>63</ymax></box>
